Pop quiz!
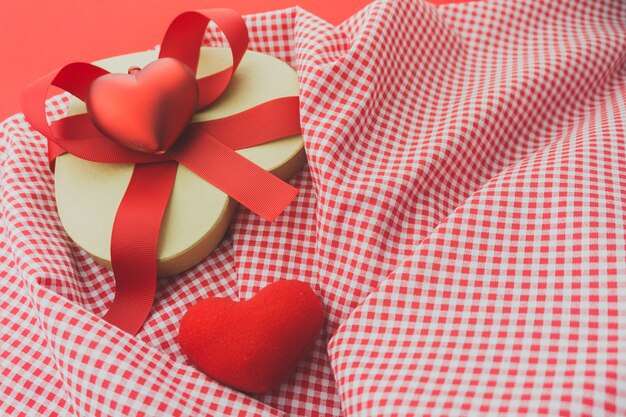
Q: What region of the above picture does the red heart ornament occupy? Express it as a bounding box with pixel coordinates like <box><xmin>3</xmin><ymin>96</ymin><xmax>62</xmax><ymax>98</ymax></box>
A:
<box><xmin>178</xmin><ymin>280</ymin><xmax>324</xmax><ymax>394</ymax></box>
<box><xmin>86</xmin><ymin>57</ymin><xmax>198</xmax><ymax>154</ymax></box>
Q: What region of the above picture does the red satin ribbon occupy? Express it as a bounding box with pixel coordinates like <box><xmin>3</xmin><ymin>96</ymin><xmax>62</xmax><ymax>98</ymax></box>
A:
<box><xmin>21</xmin><ymin>9</ymin><xmax>302</xmax><ymax>334</ymax></box>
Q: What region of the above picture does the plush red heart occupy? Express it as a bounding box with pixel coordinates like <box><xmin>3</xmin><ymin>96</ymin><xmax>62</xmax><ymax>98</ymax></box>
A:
<box><xmin>178</xmin><ymin>280</ymin><xmax>324</xmax><ymax>394</ymax></box>
<box><xmin>86</xmin><ymin>57</ymin><xmax>198</xmax><ymax>154</ymax></box>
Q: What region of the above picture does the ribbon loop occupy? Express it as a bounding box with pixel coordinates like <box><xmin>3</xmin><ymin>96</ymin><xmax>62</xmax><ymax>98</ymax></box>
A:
<box><xmin>159</xmin><ymin>9</ymin><xmax>249</xmax><ymax>109</ymax></box>
<box><xmin>21</xmin><ymin>63</ymin><xmax>109</xmax><ymax>160</ymax></box>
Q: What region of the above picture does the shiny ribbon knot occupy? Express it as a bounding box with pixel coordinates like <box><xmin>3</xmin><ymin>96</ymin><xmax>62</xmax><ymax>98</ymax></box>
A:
<box><xmin>21</xmin><ymin>9</ymin><xmax>302</xmax><ymax>335</ymax></box>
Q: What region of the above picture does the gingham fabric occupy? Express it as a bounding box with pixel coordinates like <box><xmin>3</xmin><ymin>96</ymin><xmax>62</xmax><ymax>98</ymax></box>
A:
<box><xmin>2</xmin><ymin>0</ymin><xmax>626</xmax><ymax>415</ymax></box>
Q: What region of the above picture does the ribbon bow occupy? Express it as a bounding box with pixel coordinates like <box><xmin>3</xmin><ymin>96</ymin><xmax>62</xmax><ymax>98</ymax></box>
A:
<box><xmin>21</xmin><ymin>9</ymin><xmax>302</xmax><ymax>334</ymax></box>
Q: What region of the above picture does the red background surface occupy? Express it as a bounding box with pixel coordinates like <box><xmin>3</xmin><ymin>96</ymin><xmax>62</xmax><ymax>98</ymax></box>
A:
<box><xmin>0</xmin><ymin>0</ymin><xmax>466</xmax><ymax>121</ymax></box>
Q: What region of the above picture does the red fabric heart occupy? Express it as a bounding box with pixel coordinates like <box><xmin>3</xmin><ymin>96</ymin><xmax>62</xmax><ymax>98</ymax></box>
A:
<box><xmin>86</xmin><ymin>57</ymin><xmax>198</xmax><ymax>154</ymax></box>
<box><xmin>178</xmin><ymin>280</ymin><xmax>324</xmax><ymax>394</ymax></box>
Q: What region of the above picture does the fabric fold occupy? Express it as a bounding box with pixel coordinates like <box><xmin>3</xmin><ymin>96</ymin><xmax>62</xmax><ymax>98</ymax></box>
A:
<box><xmin>2</xmin><ymin>1</ymin><xmax>626</xmax><ymax>416</ymax></box>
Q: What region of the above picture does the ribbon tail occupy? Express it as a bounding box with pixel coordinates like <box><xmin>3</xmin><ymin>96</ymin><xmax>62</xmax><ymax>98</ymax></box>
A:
<box><xmin>169</xmin><ymin>127</ymin><xmax>298</xmax><ymax>222</ymax></box>
<box><xmin>103</xmin><ymin>161</ymin><xmax>178</xmax><ymax>334</ymax></box>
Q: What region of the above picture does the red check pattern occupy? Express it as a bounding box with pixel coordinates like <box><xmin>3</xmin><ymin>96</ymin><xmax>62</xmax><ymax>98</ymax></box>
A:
<box><xmin>2</xmin><ymin>0</ymin><xmax>626</xmax><ymax>416</ymax></box>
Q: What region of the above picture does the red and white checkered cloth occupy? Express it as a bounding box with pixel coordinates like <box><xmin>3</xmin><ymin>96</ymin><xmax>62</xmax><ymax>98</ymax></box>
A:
<box><xmin>2</xmin><ymin>0</ymin><xmax>626</xmax><ymax>415</ymax></box>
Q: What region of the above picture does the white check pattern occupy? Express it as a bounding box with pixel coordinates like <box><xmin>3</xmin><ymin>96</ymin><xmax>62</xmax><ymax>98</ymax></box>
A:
<box><xmin>1</xmin><ymin>0</ymin><xmax>626</xmax><ymax>416</ymax></box>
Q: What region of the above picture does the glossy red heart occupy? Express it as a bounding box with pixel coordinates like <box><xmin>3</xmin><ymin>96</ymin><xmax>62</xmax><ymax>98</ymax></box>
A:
<box><xmin>86</xmin><ymin>57</ymin><xmax>198</xmax><ymax>154</ymax></box>
<box><xmin>178</xmin><ymin>280</ymin><xmax>324</xmax><ymax>394</ymax></box>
